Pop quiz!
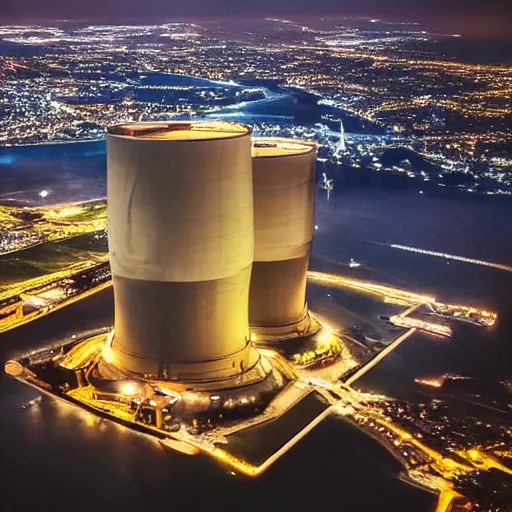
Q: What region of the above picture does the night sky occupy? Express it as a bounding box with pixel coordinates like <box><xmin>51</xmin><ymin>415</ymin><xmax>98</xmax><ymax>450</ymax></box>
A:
<box><xmin>1</xmin><ymin>0</ymin><xmax>511</xmax><ymax>38</ymax></box>
<box><xmin>1</xmin><ymin>0</ymin><xmax>511</xmax><ymax>19</ymax></box>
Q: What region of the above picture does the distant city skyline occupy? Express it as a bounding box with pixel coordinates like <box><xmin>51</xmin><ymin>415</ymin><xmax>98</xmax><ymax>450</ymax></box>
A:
<box><xmin>1</xmin><ymin>1</ymin><xmax>511</xmax><ymax>39</ymax></box>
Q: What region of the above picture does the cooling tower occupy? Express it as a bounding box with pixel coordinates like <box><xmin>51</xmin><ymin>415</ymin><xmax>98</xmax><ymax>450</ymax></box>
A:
<box><xmin>250</xmin><ymin>138</ymin><xmax>318</xmax><ymax>339</ymax></box>
<box><xmin>105</xmin><ymin>121</ymin><xmax>261</xmax><ymax>383</ymax></box>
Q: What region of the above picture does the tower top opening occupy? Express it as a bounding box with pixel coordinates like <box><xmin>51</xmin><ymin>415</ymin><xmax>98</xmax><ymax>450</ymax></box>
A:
<box><xmin>252</xmin><ymin>138</ymin><xmax>316</xmax><ymax>158</ymax></box>
<box><xmin>107</xmin><ymin>121</ymin><xmax>251</xmax><ymax>141</ymax></box>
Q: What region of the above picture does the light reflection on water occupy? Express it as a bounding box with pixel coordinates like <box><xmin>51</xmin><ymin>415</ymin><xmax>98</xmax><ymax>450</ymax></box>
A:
<box><xmin>0</xmin><ymin>378</ymin><xmax>436</xmax><ymax>511</ymax></box>
<box><xmin>0</xmin><ymin>154</ymin><xmax>16</xmax><ymax>165</ymax></box>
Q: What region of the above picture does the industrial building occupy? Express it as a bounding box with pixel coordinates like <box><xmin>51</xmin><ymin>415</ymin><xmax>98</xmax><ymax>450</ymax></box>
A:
<box><xmin>249</xmin><ymin>138</ymin><xmax>319</xmax><ymax>341</ymax></box>
<box><xmin>103</xmin><ymin>121</ymin><xmax>268</xmax><ymax>386</ymax></box>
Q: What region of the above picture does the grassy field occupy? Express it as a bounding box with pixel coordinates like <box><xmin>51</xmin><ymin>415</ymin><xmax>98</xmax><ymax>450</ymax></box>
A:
<box><xmin>0</xmin><ymin>205</ymin><xmax>26</xmax><ymax>229</ymax></box>
<box><xmin>0</xmin><ymin>231</ymin><xmax>108</xmax><ymax>291</ymax></box>
<box><xmin>42</xmin><ymin>200</ymin><xmax>107</xmax><ymax>223</ymax></box>
<box><xmin>0</xmin><ymin>200</ymin><xmax>107</xmax><ymax>231</ymax></box>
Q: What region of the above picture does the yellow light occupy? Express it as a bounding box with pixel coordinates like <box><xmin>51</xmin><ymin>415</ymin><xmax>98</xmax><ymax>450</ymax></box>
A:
<box><xmin>415</xmin><ymin>377</ymin><xmax>443</xmax><ymax>388</ymax></box>
<box><xmin>468</xmin><ymin>449</ymin><xmax>480</xmax><ymax>460</ymax></box>
<box><xmin>102</xmin><ymin>330</ymin><xmax>115</xmax><ymax>363</ymax></box>
<box><xmin>102</xmin><ymin>344</ymin><xmax>115</xmax><ymax>364</ymax></box>
<box><xmin>120</xmin><ymin>382</ymin><xmax>138</xmax><ymax>396</ymax></box>
<box><xmin>317</xmin><ymin>331</ymin><xmax>333</xmax><ymax>346</ymax></box>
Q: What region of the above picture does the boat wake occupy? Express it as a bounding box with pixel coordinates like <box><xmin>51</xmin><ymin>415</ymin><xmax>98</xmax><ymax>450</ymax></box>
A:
<box><xmin>389</xmin><ymin>244</ymin><xmax>512</xmax><ymax>273</ymax></box>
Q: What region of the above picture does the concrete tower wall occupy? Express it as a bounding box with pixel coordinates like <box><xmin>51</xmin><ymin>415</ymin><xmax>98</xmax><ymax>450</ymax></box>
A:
<box><xmin>250</xmin><ymin>139</ymin><xmax>317</xmax><ymax>332</ymax></box>
<box><xmin>107</xmin><ymin>122</ymin><xmax>255</xmax><ymax>378</ymax></box>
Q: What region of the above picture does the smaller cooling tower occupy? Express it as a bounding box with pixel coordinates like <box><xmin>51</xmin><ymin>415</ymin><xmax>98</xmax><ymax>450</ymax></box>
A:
<box><xmin>250</xmin><ymin>138</ymin><xmax>318</xmax><ymax>340</ymax></box>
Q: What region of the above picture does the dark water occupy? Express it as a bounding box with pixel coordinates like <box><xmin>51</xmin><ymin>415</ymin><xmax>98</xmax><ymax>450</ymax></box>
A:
<box><xmin>0</xmin><ymin>140</ymin><xmax>106</xmax><ymax>205</ymax></box>
<box><xmin>314</xmin><ymin>189</ymin><xmax>512</xmax><ymax>306</ymax></box>
<box><xmin>1</xmin><ymin>141</ymin><xmax>512</xmax><ymax>510</ymax></box>
<box><xmin>0</xmin><ymin>380</ymin><xmax>434</xmax><ymax>512</ymax></box>
<box><xmin>313</xmin><ymin>189</ymin><xmax>512</xmax><ymax>410</ymax></box>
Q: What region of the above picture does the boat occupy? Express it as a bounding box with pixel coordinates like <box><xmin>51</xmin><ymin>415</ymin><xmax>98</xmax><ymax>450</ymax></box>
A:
<box><xmin>349</xmin><ymin>258</ymin><xmax>361</xmax><ymax>268</ymax></box>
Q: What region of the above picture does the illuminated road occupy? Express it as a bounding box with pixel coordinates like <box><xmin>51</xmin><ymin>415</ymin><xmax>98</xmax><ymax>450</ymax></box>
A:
<box><xmin>458</xmin><ymin>449</ymin><xmax>512</xmax><ymax>476</ymax></box>
<box><xmin>308</xmin><ymin>271</ymin><xmax>497</xmax><ymax>331</ymax></box>
<box><xmin>345</xmin><ymin>328</ymin><xmax>417</xmax><ymax>386</ymax></box>
<box><xmin>0</xmin><ymin>255</ymin><xmax>108</xmax><ymax>300</ymax></box>
<box><xmin>209</xmin><ymin>406</ymin><xmax>335</xmax><ymax>477</ymax></box>
<box><xmin>434</xmin><ymin>489</ymin><xmax>463</xmax><ymax>512</ymax></box>
<box><xmin>369</xmin><ymin>415</ymin><xmax>473</xmax><ymax>476</ymax></box>
<box><xmin>307</xmin><ymin>270</ymin><xmax>435</xmax><ymax>304</ymax></box>
<box><xmin>389</xmin><ymin>316</ymin><xmax>452</xmax><ymax>338</ymax></box>
<box><xmin>0</xmin><ymin>278</ymin><xmax>111</xmax><ymax>333</ymax></box>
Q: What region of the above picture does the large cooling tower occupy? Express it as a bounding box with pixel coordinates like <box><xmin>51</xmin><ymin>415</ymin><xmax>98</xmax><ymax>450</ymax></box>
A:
<box><xmin>105</xmin><ymin>121</ymin><xmax>260</xmax><ymax>382</ymax></box>
<box><xmin>250</xmin><ymin>138</ymin><xmax>317</xmax><ymax>339</ymax></box>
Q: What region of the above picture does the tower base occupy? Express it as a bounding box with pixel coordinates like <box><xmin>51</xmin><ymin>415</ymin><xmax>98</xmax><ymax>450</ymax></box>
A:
<box><xmin>7</xmin><ymin>329</ymin><xmax>296</xmax><ymax>436</ymax></box>
<box><xmin>100</xmin><ymin>330</ymin><xmax>271</xmax><ymax>391</ymax></box>
<box><xmin>251</xmin><ymin>310</ymin><xmax>344</xmax><ymax>369</ymax></box>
